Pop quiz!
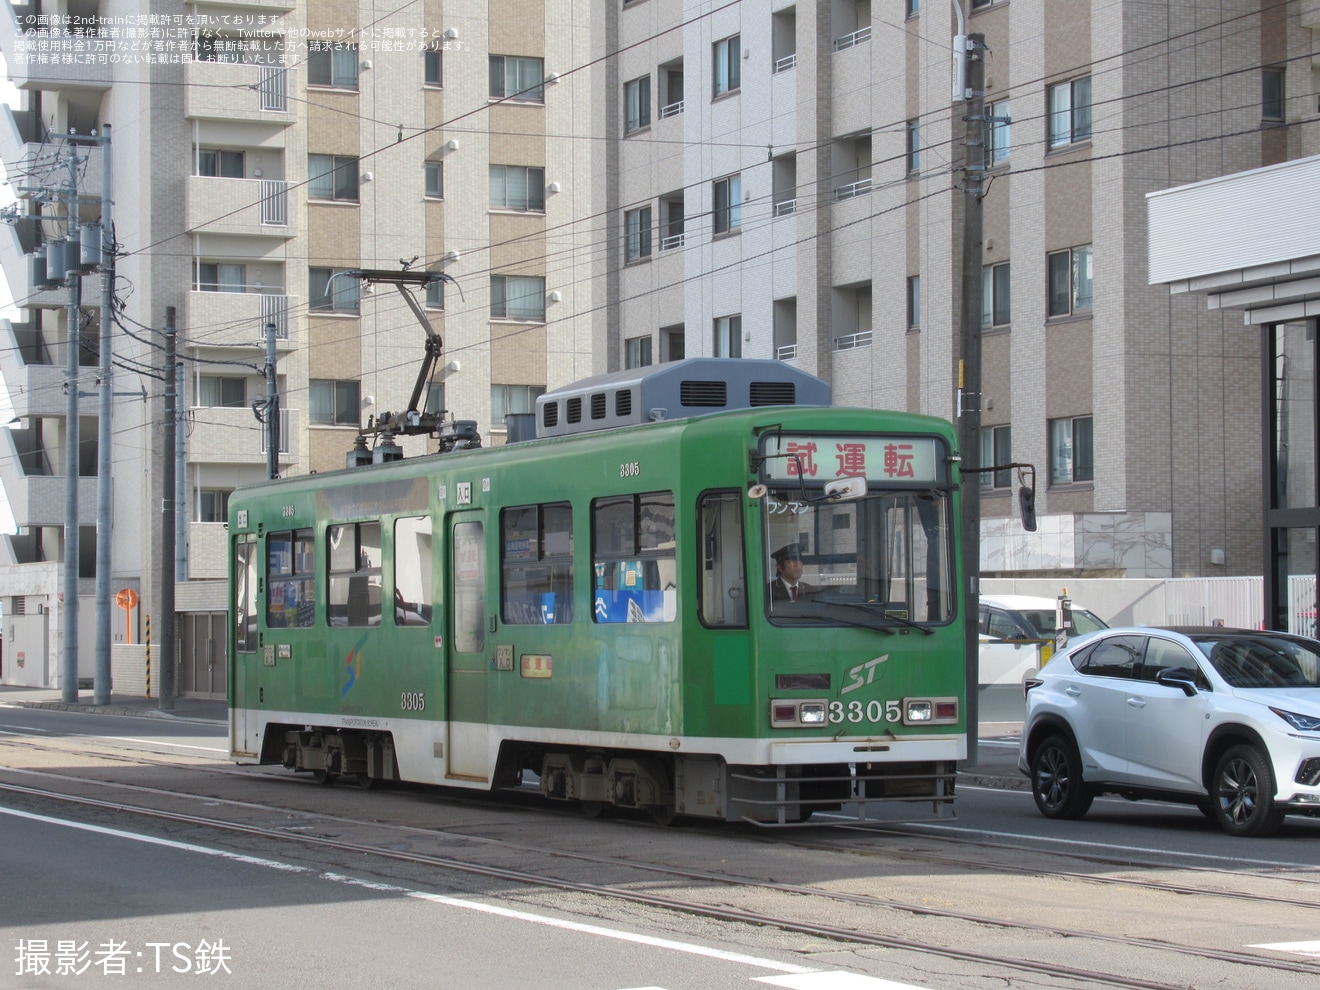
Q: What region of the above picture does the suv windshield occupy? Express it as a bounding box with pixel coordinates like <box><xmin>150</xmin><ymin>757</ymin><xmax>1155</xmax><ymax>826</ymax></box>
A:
<box><xmin>761</xmin><ymin>488</ymin><xmax>953</xmax><ymax>627</ymax></box>
<box><xmin>1189</xmin><ymin>634</ymin><xmax>1320</xmax><ymax>689</ymax></box>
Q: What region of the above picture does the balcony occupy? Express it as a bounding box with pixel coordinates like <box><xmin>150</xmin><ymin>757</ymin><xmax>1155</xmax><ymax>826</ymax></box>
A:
<box><xmin>833</xmin><ymin>330</ymin><xmax>873</xmax><ymax>351</ymax></box>
<box><xmin>1</xmin><ymin>137</ymin><xmax>104</xmax><ymax>200</ymax></box>
<box><xmin>185</xmin><ymin>62</ymin><xmax>296</xmax><ymax>124</ymax></box>
<box><xmin>833</xmin><ymin>178</ymin><xmax>872</xmax><ymax>202</ymax></box>
<box><xmin>776</xmin><ymin>343</ymin><xmax>798</xmax><ymax>360</ymax></box>
<box><xmin>0</xmin><ymin>429</ymin><xmax>99</xmax><ymax>528</ymax></box>
<box><xmin>187</xmin><ymin>176</ymin><xmax>294</xmax><ymax>238</ymax></box>
<box><xmin>0</xmin><ymin>9</ymin><xmax>112</xmax><ymax>93</ymax></box>
<box><xmin>188</xmin><ymin>291</ymin><xmax>297</xmax><ymax>348</ymax></box>
<box><xmin>833</xmin><ymin>26</ymin><xmax>872</xmax><ymax>52</ymax></box>
<box><xmin>188</xmin><ymin>405</ymin><xmax>298</xmax><ymax>464</ymax></box>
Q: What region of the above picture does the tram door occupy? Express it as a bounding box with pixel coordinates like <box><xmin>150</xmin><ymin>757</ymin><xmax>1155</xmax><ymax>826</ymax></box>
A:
<box><xmin>446</xmin><ymin>513</ymin><xmax>489</xmax><ymax>781</ymax></box>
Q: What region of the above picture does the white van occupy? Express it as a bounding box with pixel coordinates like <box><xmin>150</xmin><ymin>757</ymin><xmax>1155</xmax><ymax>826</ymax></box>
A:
<box><xmin>977</xmin><ymin>594</ymin><xmax>1109</xmax><ymax>722</ymax></box>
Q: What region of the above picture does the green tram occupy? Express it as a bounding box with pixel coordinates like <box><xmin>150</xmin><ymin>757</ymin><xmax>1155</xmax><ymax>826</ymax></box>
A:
<box><xmin>228</xmin><ymin>359</ymin><xmax>966</xmax><ymax>825</ymax></box>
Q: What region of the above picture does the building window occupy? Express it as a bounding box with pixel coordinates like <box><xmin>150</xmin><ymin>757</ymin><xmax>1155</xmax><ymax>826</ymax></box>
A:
<box><xmin>625</xmin><ymin>205</ymin><xmax>652</xmax><ymax>261</ymax></box>
<box><xmin>310</xmin><ymin>379</ymin><xmax>361</xmax><ymax>425</ymax></box>
<box><xmin>490</xmin><ymin>275</ymin><xmax>546</xmax><ymax>321</ymax></box>
<box><xmin>198</xmin><ymin>376</ymin><xmax>245</xmax><ymax>408</ymax></box>
<box><xmin>501</xmin><ymin>503</ymin><xmax>573</xmax><ymax>624</ymax></box>
<box><xmin>425</xmin><ymin>161</ymin><xmax>443</xmax><ymax>198</ymax></box>
<box><xmin>424</xmin><ymin>47</ymin><xmax>442</xmax><ymax>87</ymax></box>
<box><xmin>907</xmin><ymin>0</ymin><xmax>919</xmax><ymax>14</ymax></box>
<box><xmin>489</xmin><ymin>55</ymin><xmax>544</xmax><ymax>101</ymax></box>
<box><xmin>712</xmin><ymin>174</ymin><xmax>741</xmax><ymax>234</ymax></box>
<box><xmin>625</xmin><ymin>335</ymin><xmax>653</xmax><ymax>369</ymax></box>
<box><xmin>906</xmin><ymin>119</ymin><xmax>920</xmax><ymax>172</ymax></box>
<box><xmin>1048</xmin><ymin>76</ymin><xmax>1092</xmax><ymax>148</ymax></box>
<box><xmin>489</xmin><ymin>165</ymin><xmax>545</xmax><ymax>212</ymax></box>
<box><xmin>982</xmin><ymin>262</ymin><xmax>1011</xmax><ymax>327</ymax></box>
<box><xmin>198</xmin><ymin>149</ymin><xmax>244</xmax><ymax>178</ymax></box>
<box><xmin>714</xmin><ymin>315</ymin><xmax>742</xmax><ymax>358</ymax></box>
<box><xmin>309</xmin><ymin>267</ymin><xmax>360</xmax><ymax>313</ymax></box>
<box><xmin>1262</xmin><ymin>67</ymin><xmax>1285</xmax><ymax>121</ymax></box>
<box><xmin>425</xmin><ymin>278</ymin><xmax>444</xmax><ymax>309</ymax></box>
<box><xmin>625</xmin><ymin>75</ymin><xmax>651</xmax><ymax>133</ymax></box>
<box><xmin>198</xmin><ymin>489</ymin><xmax>232</xmax><ymax>523</ymax></box>
<box><xmin>195</xmin><ymin>262</ymin><xmax>245</xmax><ymax>293</ymax></box>
<box><xmin>907</xmin><ymin>275</ymin><xmax>921</xmax><ymax>331</ymax></box>
<box><xmin>713</xmin><ymin>35</ymin><xmax>740</xmax><ymax>96</ymax></box>
<box><xmin>980</xmin><ymin>426</ymin><xmax>1012</xmax><ymax>488</ymax></box>
<box><xmin>1047</xmin><ymin>247</ymin><xmax>1092</xmax><ymax>317</ymax></box>
<box><xmin>327</xmin><ymin>521</ymin><xmax>382</xmax><ymax>627</ymax></box>
<box><xmin>491</xmin><ymin>384</ymin><xmax>546</xmax><ymax>426</ymax></box>
<box><xmin>1051</xmin><ymin>416</ymin><xmax>1094</xmax><ymax>485</ymax></box>
<box><xmin>662</xmin><ymin>324</ymin><xmax>685</xmax><ymax>362</ymax></box>
<box><xmin>308</xmin><ymin>154</ymin><xmax>359</xmax><ymax>202</ymax></box>
<box><xmin>986</xmin><ymin>100</ymin><xmax>1010</xmax><ymax>163</ymax></box>
<box><xmin>308</xmin><ymin>42</ymin><xmax>358</xmax><ymax>88</ymax></box>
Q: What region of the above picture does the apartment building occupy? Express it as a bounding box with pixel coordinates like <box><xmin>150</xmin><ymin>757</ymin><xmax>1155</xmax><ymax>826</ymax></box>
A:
<box><xmin>0</xmin><ymin>0</ymin><xmax>607</xmax><ymax>691</ymax></box>
<box><xmin>1</xmin><ymin>0</ymin><xmax>1318</xmax><ymax>693</ymax></box>
<box><xmin>611</xmin><ymin>0</ymin><xmax>1319</xmax><ymax>582</ymax></box>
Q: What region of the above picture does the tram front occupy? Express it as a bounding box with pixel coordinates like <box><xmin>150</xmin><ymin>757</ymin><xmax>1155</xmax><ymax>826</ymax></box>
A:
<box><xmin>740</xmin><ymin>424</ymin><xmax>964</xmax><ymax>824</ymax></box>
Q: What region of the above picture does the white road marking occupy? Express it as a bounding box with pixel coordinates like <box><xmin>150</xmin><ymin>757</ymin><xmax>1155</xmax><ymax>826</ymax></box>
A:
<box><xmin>0</xmin><ymin>806</ymin><xmax>818</xmax><ymax>977</ymax></box>
<box><xmin>1248</xmin><ymin>940</ymin><xmax>1320</xmax><ymax>957</ymax></box>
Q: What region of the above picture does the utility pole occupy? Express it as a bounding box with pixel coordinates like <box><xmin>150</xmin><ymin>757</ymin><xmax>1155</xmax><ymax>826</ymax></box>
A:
<box><xmin>160</xmin><ymin>306</ymin><xmax>177</xmax><ymax>710</ymax></box>
<box><xmin>263</xmin><ymin>321</ymin><xmax>279</xmax><ymax>480</ymax></box>
<box><xmin>93</xmin><ymin>124</ymin><xmax>113</xmax><ymax>705</ymax></box>
<box><xmin>60</xmin><ymin>142</ymin><xmax>82</xmax><ymax>703</ymax></box>
<box><xmin>175</xmin><ymin>359</ymin><xmax>187</xmax><ymax>583</ymax></box>
<box><xmin>955</xmin><ymin>19</ymin><xmax>987</xmax><ymax>766</ymax></box>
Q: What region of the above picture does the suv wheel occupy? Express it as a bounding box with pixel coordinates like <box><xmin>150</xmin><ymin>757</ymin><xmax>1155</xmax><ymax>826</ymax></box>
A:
<box><xmin>1212</xmin><ymin>744</ymin><xmax>1285</xmax><ymax>838</ymax></box>
<box><xmin>1031</xmin><ymin>734</ymin><xmax>1093</xmax><ymax>820</ymax></box>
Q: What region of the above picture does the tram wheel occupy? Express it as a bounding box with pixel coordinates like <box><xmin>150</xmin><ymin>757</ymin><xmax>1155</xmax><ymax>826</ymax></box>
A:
<box><xmin>356</xmin><ymin>773</ymin><xmax>376</xmax><ymax>790</ymax></box>
<box><xmin>580</xmin><ymin>800</ymin><xmax>608</xmax><ymax>819</ymax></box>
<box><xmin>648</xmin><ymin>804</ymin><xmax>676</xmax><ymax>827</ymax></box>
<box><xmin>312</xmin><ymin>770</ymin><xmax>338</xmax><ymax>785</ymax></box>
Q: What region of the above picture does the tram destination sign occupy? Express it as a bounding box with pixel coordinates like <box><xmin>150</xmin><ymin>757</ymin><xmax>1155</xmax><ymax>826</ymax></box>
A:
<box><xmin>760</xmin><ymin>435</ymin><xmax>942</xmax><ymax>485</ymax></box>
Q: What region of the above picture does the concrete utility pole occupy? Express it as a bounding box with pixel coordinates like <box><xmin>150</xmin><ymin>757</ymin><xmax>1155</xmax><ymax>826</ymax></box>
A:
<box><xmin>955</xmin><ymin>24</ymin><xmax>987</xmax><ymax>766</ymax></box>
<box><xmin>93</xmin><ymin>124</ymin><xmax>113</xmax><ymax>705</ymax></box>
<box><xmin>262</xmin><ymin>320</ymin><xmax>279</xmax><ymax>480</ymax></box>
<box><xmin>61</xmin><ymin>142</ymin><xmax>82</xmax><ymax>703</ymax></box>
<box><xmin>160</xmin><ymin>306</ymin><xmax>177</xmax><ymax>710</ymax></box>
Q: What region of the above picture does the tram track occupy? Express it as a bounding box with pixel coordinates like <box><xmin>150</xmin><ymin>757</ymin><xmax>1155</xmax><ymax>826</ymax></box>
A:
<box><xmin>2</xmin><ymin>753</ymin><xmax>1318</xmax><ymax>990</ymax></box>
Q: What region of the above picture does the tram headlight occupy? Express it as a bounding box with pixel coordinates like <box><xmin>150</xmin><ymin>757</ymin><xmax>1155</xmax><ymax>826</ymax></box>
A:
<box><xmin>799</xmin><ymin>702</ymin><xmax>827</xmax><ymax>724</ymax></box>
<box><xmin>903</xmin><ymin>697</ymin><xmax>960</xmax><ymax>725</ymax></box>
<box><xmin>770</xmin><ymin>699</ymin><xmax>828</xmax><ymax>727</ymax></box>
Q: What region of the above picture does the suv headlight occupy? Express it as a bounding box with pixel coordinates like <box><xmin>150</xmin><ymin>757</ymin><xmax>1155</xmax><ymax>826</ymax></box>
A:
<box><xmin>1270</xmin><ymin>707</ymin><xmax>1320</xmax><ymax>732</ymax></box>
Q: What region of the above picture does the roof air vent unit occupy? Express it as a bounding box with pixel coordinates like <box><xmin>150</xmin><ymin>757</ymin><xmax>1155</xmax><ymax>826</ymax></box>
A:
<box><xmin>680</xmin><ymin>380</ymin><xmax>727</xmax><ymax>407</ymax></box>
<box><xmin>749</xmin><ymin>381</ymin><xmax>797</xmax><ymax>406</ymax></box>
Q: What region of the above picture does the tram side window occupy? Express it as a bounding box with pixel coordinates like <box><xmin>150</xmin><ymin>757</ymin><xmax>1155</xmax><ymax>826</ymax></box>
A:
<box><xmin>327</xmin><ymin>522</ymin><xmax>382</xmax><ymax>626</ymax></box>
<box><xmin>234</xmin><ymin>536</ymin><xmax>258</xmax><ymax>651</ymax></box>
<box><xmin>501</xmin><ymin>502</ymin><xmax>574</xmax><ymax>623</ymax></box>
<box><xmin>394</xmin><ymin>516</ymin><xmax>433</xmax><ymax>626</ymax></box>
<box><xmin>592</xmin><ymin>491</ymin><xmax>676</xmax><ymax>623</ymax></box>
<box><xmin>267</xmin><ymin>528</ymin><xmax>315</xmax><ymax>628</ymax></box>
<box><xmin>698</xmin><ymin>491</ymin><xmax>747</xmax><ymax>627</ymax></box>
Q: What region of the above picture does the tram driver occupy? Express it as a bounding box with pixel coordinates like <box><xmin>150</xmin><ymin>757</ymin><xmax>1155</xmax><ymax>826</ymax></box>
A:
<box><xmin>769</xmin><ymin>543</ymin><xmax>814</xmax><ymax>602</ymax></box>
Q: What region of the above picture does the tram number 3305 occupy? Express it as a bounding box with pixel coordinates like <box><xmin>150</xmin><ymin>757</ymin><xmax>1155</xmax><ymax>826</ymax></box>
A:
<box><xmin>829</xmin><ymin>699</ymin><xmax>902</xmax><ymax>725</ymax></box>
<box><xmin>400</xmin><ymin>692</ymin><xmax>427</xmax><ymax>712</ymax></box>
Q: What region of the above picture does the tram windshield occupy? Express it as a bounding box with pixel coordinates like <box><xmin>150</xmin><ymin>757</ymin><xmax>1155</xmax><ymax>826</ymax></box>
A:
<box><xmin>760</xmin><ymin>487</ymin><xmax>954</xmax><ymax>628</ymax></box>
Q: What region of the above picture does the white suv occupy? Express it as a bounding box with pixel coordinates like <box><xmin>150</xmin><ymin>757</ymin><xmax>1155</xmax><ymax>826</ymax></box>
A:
<box><xmin>1018</xmin><ymin>626</ymin><xmax>1320</xmax><ymax>837</ymax></box>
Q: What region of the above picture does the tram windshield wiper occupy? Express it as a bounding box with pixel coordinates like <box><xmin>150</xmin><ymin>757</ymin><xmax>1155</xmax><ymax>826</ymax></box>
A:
<box><xmin>808</xmin><ymin>596</ymin><xmax>936</xmax><ymax>635</ymax></box>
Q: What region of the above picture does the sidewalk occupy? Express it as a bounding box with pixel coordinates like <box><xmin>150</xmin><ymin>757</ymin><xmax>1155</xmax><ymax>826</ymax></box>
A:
<box><xmin>0</xmin><ymin>684</ymin><xmax>1027</xmax><ymax>789</ymax></box>
<box><xmin>0</xmin><ymin>684</ymin><xmax>226</xmax><ymax>724</ymax></box>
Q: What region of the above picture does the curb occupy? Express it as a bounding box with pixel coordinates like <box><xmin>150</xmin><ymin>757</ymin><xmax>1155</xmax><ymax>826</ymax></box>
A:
<box><xmin>13</xmin><ymin>700</ymin><xmax>224</xmax><ymax>725</ymax></box>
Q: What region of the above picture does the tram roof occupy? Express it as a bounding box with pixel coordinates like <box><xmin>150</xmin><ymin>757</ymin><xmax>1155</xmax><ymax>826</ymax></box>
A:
<box><xmin>532</xmin><ymin>358</ymin><xmax>831</xmax><ymax>440</ymax></box>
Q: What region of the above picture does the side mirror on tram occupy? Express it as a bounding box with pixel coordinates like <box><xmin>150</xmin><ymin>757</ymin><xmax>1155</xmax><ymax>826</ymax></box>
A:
<box><xmin>1019</xmin><ymin>485</ymin><xmax>1037</xmax><ymax>532</ymax></box>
